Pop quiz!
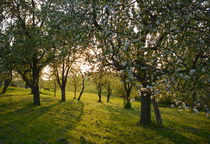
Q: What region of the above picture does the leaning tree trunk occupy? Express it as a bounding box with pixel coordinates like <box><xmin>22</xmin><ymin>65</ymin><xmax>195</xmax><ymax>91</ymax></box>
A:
<box><xmin>152</xmin><ymin>98</ymin><xmax>163</xmax><ymax>127</ymax></box>
<box><xmin>77</xmin><ymin>75</ymin><xmax>85</xmax><ymax>100</ymax></box>
<box><xmin>1</xmin><ymin>72</ymin><xmax>12</xmax><ymax>94</ymax></box>
<box><xmin>140</xmin><ymin>90</ymin><xmax>151</xmax><ymax>125</ymax></box>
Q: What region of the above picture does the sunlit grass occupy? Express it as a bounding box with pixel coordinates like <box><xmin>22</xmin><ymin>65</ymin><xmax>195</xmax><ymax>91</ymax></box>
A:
<box><xmin>0</xmin><ymin>87</ymin><xmax>209</xmax><ymax>144</ymax></box>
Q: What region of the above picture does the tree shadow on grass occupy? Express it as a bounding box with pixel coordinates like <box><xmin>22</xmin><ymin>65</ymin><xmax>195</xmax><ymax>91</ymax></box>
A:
<box><xmin>102</xmin><ymin>103</ymin><xmax>139</xmax><ymax>119</ymax></box>
<box><xmin>102</xmin><ymin>104</ymin><xmax>201</xmax><ymax>144</ymax></box>
<box><xmin>0</xmin><ymin>93</ymin><xmax>31</xmax><ymax>97</ymax></box>
<box><xmin>0</xmin><ymin>99</ymin><xmax>84</xmax><ymax>144</ymax></box>
<box><xmin>148</xmin><ymin>126</ymin><xmax>198</xmax><ymax>144</ymax></box>
<box><xmin>175</xmin><ymin>124</ymin><xmax>210</xmax><ymax>143</ymax></box>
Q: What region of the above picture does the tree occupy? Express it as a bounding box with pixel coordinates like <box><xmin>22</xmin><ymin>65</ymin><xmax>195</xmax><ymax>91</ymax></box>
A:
<box><xmin>0</xmin><ymin>70</ymin><xmax>12</xmax><ymax>94</ymax></box>
<box><xmin>1</xmin><ymin>0</ymin><xmax>59</xmax><ymax>105</ymax></box>
<box><xmin>77</xmin><ymin>72</ymin><xmax>85</xmax><ymax>101</ymax></box>
<box><xmin>103</xmin><ymin>72</ymin><xmax>114</xmax><ymax>102</ymax></box>
<box><xmin>92</xmin><ymin>68</ymin><xmax>105</xmax><ymax>103</ymax></box>
<box><xmin>0</xmin><ymin>29</ymin><xmax>13</xmax><ymax>94</ymax></box>
<box><xmin>54</xmin><ymin>50</ymin><xmax>74</xmax><ymax>102</ymax></box>
<box><xmin>70</xmin><ymin>66</ymin><xmax>86</xmax><ymax>100</ymax></box>
<box><xmin>120</xmin><ymin>72</ymin><xmax>133</xmax><ymax>109</ymax></box>
<box><xmin>89</xmin><ymin>0</ymin><xmax>208</xmax><ymax>126</ymax></box>
<box><xmin>71</xmin><ymin>69</ymin><xmax>79</xmax><ymax>99</ymax></box>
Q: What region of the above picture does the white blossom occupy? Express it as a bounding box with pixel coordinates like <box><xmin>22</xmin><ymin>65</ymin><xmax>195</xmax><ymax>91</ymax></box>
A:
<box><xmin>125</xmin><ymin>42</ymin><xmax>130</xmax><ymax>48</ymax></box>
<box><xmin>121</xmin><ymin>61</ymin><xmax>127</xmax><ymax>66</ymax></box>
<box><xmin>193</xmin><ymin>108</ymin><xmax>199</xmax><ymax>113</ymax></box>
<box><xmin>201</xmin><ymin>67</ymin><xmax>205</xmax><ymax>72</ymax></box>
<box><xmin>190</xmin><ymin>69</ymin><xmax>196</xmax><ymax>75</ymax></box>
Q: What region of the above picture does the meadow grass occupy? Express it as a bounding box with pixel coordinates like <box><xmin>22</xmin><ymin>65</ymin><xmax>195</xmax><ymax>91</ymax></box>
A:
<box><xmin>0</xmin><ymin>87</ymin><xmax>209</xmax><ymax>144</ymax></box>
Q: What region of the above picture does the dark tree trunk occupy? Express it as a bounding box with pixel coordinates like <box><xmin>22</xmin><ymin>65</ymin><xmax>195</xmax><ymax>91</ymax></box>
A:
<box><xmin>106</xmin><ymin>86</ymin><xmax>112</xmax><ymax>102</ymax></box>
<box><xmin>152</xmin><ymin>98</ymin><xmax>163</xmax><ymax>127</ymax></box>
<box><xmin>32</xmin><ymin>85</ymin><xmax>40</xmax><ymax>106</ymax></box>
<box><xmin>125</xmin><ymin>98</ymin><xmax>131</xmax><ymax>109</ymax></box>
<box><xmin>77</xmin><ymin>75</ymin><xmax>85</xmax><ymax>100</ymax></box>
<box><xmin>1</xmin><ymin>71</ymin><xmax>12</xmax><ymax>94</ymax></box>
<box><xmin>25</xmin><ymin>82</ymin><xmax>33</xmax><ymax>94</ymax></box>
<box><xmin>123</xmin><ymin>82</ymin><xmax>133</xmax><ymax>109</ymax></box>
<box><xmin>61</xmin><ymin>85</ymin><xmax>66</xmax><ymax>102</ymax></box>
<box><xmin>97</xmin><ymin>83</ymin><xmax>102</xmax><ymax>102</ymax></box>
<box><xmin>32</xmin><ymin>62</ymin><xmax>41</xmax><ymax>106</ymax></box>
<box><xmin>107</xmin><ymin>92</ymin><xmax>111</xmax><ymax>102</ymax></box>
<box><xmin>98</xmin><ymin>92</ymin><xmax>102</xmax><ymax>102</ymax></box>
<box><xmin>140</xmin><ymin>90</ymin><xmax>151</xmax><ymax>125</ymax></box>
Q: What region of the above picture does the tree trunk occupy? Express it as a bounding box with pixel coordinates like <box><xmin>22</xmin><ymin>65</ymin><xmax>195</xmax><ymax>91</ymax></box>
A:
<box><xmin>123</xmin><ymin>82</ymin><xmax>133</xmax><ymax>109</ymax></box>
<box><xmin>1</xmin><ymin>71</ymin><xmax>12</xmax><ymax>94</ymax></box>
<box><xmin>97</xmin><ymin>83</ymin><xmax>102</xmax><ymax>102</ymax></box>
<box><xmin>77</xmin><ymin>76</ymin><xmax>85</xmax><ymax>100</ymax></box>
<box><xmin>107</xmin><ymin>93</ymin><xmax>110</xmax><ymax>102</ymax></box>
<box><xmin>106</xmin><ymin>86</ymin><xmax>112</xmax><ymax>102</ymax></box>
<box><xmin>152</xmin><ymin>98</ymin><xmax>163</xmax><ymax>127</ymax></box>
<box><xmin>98</xmin><ymin>92</ymin><xmax>102</xmax><ymax>102</ymax></box>
<box><xmin>61</xmin><ymin>86</ymin><xmax>66</xmax><ymax>102</ymax></box>
<box><xmin>124</xmin><ymin>91</ymin><xmax>132</xmax><ymax>109</ymax></box>
<box><xmin>140</xmin><ymin>90</ymin><xmax>151</xmax><ymax>125</ymax></box>
<box><xmin>32</xmin><ymin>85</ymin><xmax>40</xmax><ymax>106</ymax></box>
<box><xmin>124</xmin><ymin>89</ymin><xmax>132</xmax><ymax>109</ymax></box>
<box><xmin>125</xmin><ymin>98</ymin><xmax>131</xmax><ymax>109</ymax></box>
<box><xmin>98</xmin><ymin>87</ymin><xmax>102</xmax><ymax>102</ymax></box>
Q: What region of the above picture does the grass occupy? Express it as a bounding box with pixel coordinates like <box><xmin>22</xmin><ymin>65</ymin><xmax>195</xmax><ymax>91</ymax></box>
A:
<box><xmin>0</xmin><ymin>87</ymin><xmax>209</xmax><ymax>144</ymax></box>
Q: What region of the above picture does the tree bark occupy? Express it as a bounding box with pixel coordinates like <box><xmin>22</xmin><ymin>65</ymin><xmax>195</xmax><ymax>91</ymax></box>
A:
<box><xmin>125</xmin><ymin>98</ymin><xmax>131</xmax><ymax>109</ymax></box>
<box><xmin>61</xmin><ymin>86</ymin><xmax>66</xmax><ymax>102</ymax></box>
<box><xmin>107</xmin><ymin>92</ymin><xmax>111</xmax><ymax>102</ymax></box>
<box><xmin>97</xmin><ymin>83</ymin><xmax>102</xmax><ymax>102</ymax></box>
<box><xmin>77</xmin><ymin>75</ymin><xmax>85</xmax><ymax>100</ymax></box>
<box><xmin>1</xmin><ymin>70</ymin><xmax>12</xmax><ymax>94</ymax></box>
<box><xmin>106</xmin><ymin>85</ymin><xmax>112</xmax><ymax>102</ymax></box>
<box><xmin>140</xmin><ymin>90</ymin><xmax>151</xmax><ymax>125</ymax></box>
<box><xmin>123</xmin><ymin>82</ymin><xmax>133</xmax><ymax>109</ymax></box>
<box><xmin>32</xmin><ymin>85</ymin><xmax>40</xmax><ymax>106</ymax></box>
<box><xmin>152</xmin><ymin>98</ymin><xmax>163</xmax><ymax>127</ymax></box>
